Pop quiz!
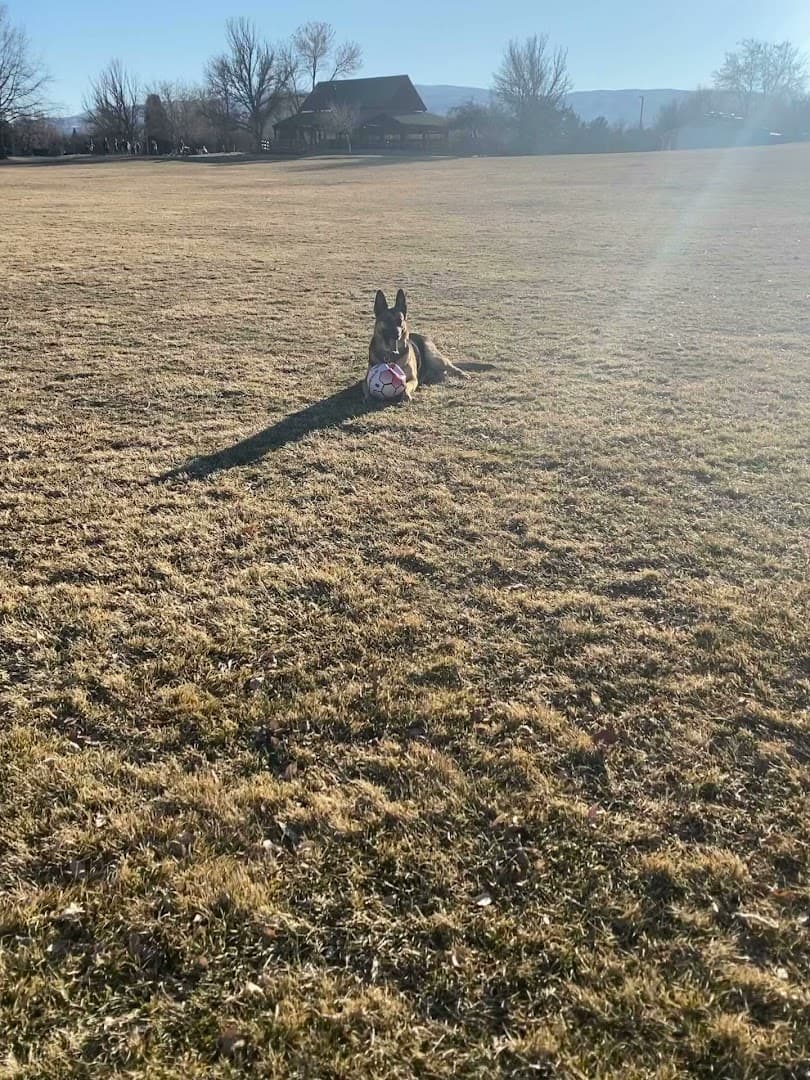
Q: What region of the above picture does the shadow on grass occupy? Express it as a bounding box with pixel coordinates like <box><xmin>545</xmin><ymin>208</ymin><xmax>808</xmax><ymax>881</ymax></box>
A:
<box><xmin>153</xmin><ymin>153</ymin><xmax>304</xmax><ymax>167</ymax></box>
<box><xmin>0</xmin><ymin>154</ymin><xmax>160</xmax><ymax>168</ymax></box>
<box><xmin>454</xmin><ymin>361</ymin><xmax>496</xmax><ymax>373</ymax></box>
<box><xmin>155</xmin><ymin>382</ymin><xmax>376</xmax><ymax>481</ymax></box>
<box><xmin>157</xmin><ymin>153</ymin><xmax>453</xmax><ymax>171</ymax></box>
<box><xmin>1</xmin><ymin>151</ymin><xmax>456</xmax><ymax>171</ymax></box>
<box><xmin>287</xmin><ymin>154</ymin><xmax>453</xmax><ymax>173</ymax></box>
<box><xmin>154</xmin><ymin>362</ymin><xmax>493</xmax><ymax>482</ymax></box>
<box><xmin>0</xmin><ymin>153</ymin><xmax>301</xmax><ymax>169</ymax></box>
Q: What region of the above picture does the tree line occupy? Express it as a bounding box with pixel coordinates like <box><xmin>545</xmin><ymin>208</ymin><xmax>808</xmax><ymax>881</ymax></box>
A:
<box><xmin>1</xmin><ymin>1</ymin><xmax>808</xmax><ymax>159</ymax></box>
<box><xmin>655</xmin><ymin>40</ymin><xmax>810</xmax><ymax>148</ymax></box>
<box><xmin>0</xmin><ymin>12</ymin><xmax>362</xmax><ymax>156</ymax></box>
<box><xmin>450</xmin><ymin>36</ymin><xmax>809</xmax><ymax>154</ymax></box>
<box><xmin>448</xmin><ymin>36</ymin><xmax>660</xmax><ymax>157</ymax></box>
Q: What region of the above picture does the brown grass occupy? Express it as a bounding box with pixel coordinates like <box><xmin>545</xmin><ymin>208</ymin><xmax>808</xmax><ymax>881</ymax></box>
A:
<box><xmin>1</xmin><ymin>146</ymin><xmax>809</xmax><ymax>1078</ymax></box>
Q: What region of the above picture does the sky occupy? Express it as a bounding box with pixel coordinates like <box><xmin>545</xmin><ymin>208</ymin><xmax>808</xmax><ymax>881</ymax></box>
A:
<box><xmin>15</xmin><ymin>0</ymin><xmax>810</xmax><ymax>116</ymax></box>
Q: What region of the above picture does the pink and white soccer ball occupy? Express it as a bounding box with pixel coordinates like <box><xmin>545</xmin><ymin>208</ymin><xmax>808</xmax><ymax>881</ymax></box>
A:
<box><xmin>366</xmin><ymin>362</ymin><xmax>407</xmax><ymax>401</ymax></box>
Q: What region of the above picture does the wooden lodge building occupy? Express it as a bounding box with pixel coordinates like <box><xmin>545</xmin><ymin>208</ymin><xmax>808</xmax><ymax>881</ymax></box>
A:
<box><xmin>273</xmin><ymin>75</ymin><xmax>449</xmax><ymax>151</ymax></box>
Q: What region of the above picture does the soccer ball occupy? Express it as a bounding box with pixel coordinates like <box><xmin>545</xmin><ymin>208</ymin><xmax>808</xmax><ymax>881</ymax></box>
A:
<box><xmin>366</xmin><ymin>362</ymin><xmax>407</xmax><ymax>402</ymax></box>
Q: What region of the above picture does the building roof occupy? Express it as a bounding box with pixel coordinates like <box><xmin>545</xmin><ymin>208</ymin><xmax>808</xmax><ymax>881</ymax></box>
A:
<box><xmin>274</xmin><ymin>112</ymin><xmax>324</xmax><ymax>132</ymax></box>
<box><xmin>274</xmin><ymin>109</ymin><xmax>449</xmax><ymax>136</ymax></box>
<box><xmin>360</xmin><ymin>112</ymin><xmax>448</xmax><ymax>131</ymax></box>
<box><xmin>300</xmin><ymin>75</ymin><xmax>427</xmax><ymax>114</ymax></box>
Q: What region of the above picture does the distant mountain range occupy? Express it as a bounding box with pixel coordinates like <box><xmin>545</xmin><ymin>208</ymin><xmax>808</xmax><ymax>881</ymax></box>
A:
<box><xmin>50</xmin><ymin>87</ymin><xmax>692</xmax><ymax>137</ymax></box>
<box><xmin>416</xmin><ymin>85</ymin><xmax>692</xmax><ymax>127</ymax></box>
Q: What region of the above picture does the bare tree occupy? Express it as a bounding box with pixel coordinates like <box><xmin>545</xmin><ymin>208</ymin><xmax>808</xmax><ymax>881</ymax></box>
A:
<box><xmin>206</xmin><ymin>17</ymin><xmax>293</xmax><ymax>150</ymax></box>
<box><xmin>714</xmin><ymin>39</ymin><xmax>807</xmax><ymax>116</ymax></box>
<box><xmin>84</xmin><ymin>59</ymin><xmax>139</xmax><ymax>142</ymax></box>
<box><xmin>276</xmin><ymin>39</ymin><xmax>304</xmax><ymax>114</ymax></box>
<box><xmin>326</xmin><ymin>103</ymin><xmax>360</xmax><ymax>152</ymax></box>
<box><xmin>152</xmin><ymin>81</ymin><xmax>212</xmax><ymax>149</ymax></box>
<box><xmin>293</xmin><ymin>20</ymin><xmax>362</xmax><ymax>93</ymax></box>
<box><xmin>329</xmin><ymin>40</ymin><xmax>362</xmax><ymax>82</ymax></box>
<box><xmin>0</xmin><ymin>4</ymin><xmax>49</xmax><ymax>130</ymax></box>
<box><xmin>293</xmin><ymin>20</ymin><xmax>331</xmax><ymax>93</ymax></box>
<box><xmin>199</xmin><ymin>86</ymin><xmax>240</xmax><ymax>152</ymax></box>
<box><xmin>493</xmin><ymin>34</ymin><xmax>571</xmax><ymax>151</ymax></box>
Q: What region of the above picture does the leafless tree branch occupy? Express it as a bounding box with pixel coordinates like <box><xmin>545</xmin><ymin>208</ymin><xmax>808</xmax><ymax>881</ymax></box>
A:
<box><xmin>83</xmin><ymin>59</ymin><xmax>139</xmax><ymax>141</ymax></box>
<box><xmin>0</xmin><ymin>3</ymin><xmax>50</xmax><ymax>125</ymax></box>
<box><xmin>329</xmin><ymin>41</ymin><xmax>362</xmax><ymax>83</ymax></box>
<box><xmin>493</xmin><ymin>34</ymin><xmax>572</xmax><ymax>150</ymax></box>
<box><xmin>205</xmin><ymin>17</ymin><xmax>293</xmax><ymax>150</ymax></box>
<box><xmin>293</xmin><ymin>21</ymin><xmax>361</xmax><ymax>93</ymax></box>
<box><xmin>714</xmin><ymin>39</ymin><xmax>807</xmax><ymax>116</ymax></box>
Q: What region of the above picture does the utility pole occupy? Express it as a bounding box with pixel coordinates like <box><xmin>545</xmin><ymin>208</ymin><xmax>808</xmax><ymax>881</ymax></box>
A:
<box><xmin>639</xmin><ymin>95</ymin><xmax>645</xmax><ymax>130</ymax></box>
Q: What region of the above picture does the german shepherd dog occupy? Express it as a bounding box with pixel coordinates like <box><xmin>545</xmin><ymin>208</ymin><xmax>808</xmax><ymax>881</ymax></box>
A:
<box><xmin>365</xmin><ymin>289</ymin><xmax>469</xmax><ymax>403</ymax></box>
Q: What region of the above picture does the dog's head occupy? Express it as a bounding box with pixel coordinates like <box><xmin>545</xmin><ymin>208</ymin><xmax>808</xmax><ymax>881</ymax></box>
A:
<box><xmin>373</xmin><ymin>289</ymin><xmax>409</xmax><ymax>356</ymax></box>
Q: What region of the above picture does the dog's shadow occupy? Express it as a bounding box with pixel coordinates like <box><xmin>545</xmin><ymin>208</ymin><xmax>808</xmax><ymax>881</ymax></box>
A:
<box><xmin>154</xmin><ymin>362</ymin><xmax>495</xmax><ymax>482</ymax></box>
<box><xmin>155</xmin><ymin>382</ymin><xmax>376</xmax><ymax>481</ymax></box>
<box><xmin>455</xmin><ymin>361</ymin><xmax>495</xmax><ymax>374</ymax></box>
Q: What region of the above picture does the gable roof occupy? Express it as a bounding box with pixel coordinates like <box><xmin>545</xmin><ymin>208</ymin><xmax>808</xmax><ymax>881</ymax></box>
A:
<box><xmin>301</xmin><ymin>75</ymin><xmax>427</xmax><ymax>115</ymax></box>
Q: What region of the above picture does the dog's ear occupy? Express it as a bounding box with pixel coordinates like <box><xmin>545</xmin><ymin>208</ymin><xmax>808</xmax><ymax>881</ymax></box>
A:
<box><xmin>394</xmin><ymin>289</ymin><xmax>407</xmax><ymax>316</ymax></box>
<box><xmin>374</xmin><ymin>290</ymin><xmax>388</xmax><ymax>318</ymax></box>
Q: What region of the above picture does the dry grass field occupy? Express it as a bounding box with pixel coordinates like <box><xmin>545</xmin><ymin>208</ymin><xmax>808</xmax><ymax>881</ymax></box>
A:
<box><xmin>1</xmin><ymin>145</ymin><xmax>809</xmax><ymax>1078</ymax></box>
